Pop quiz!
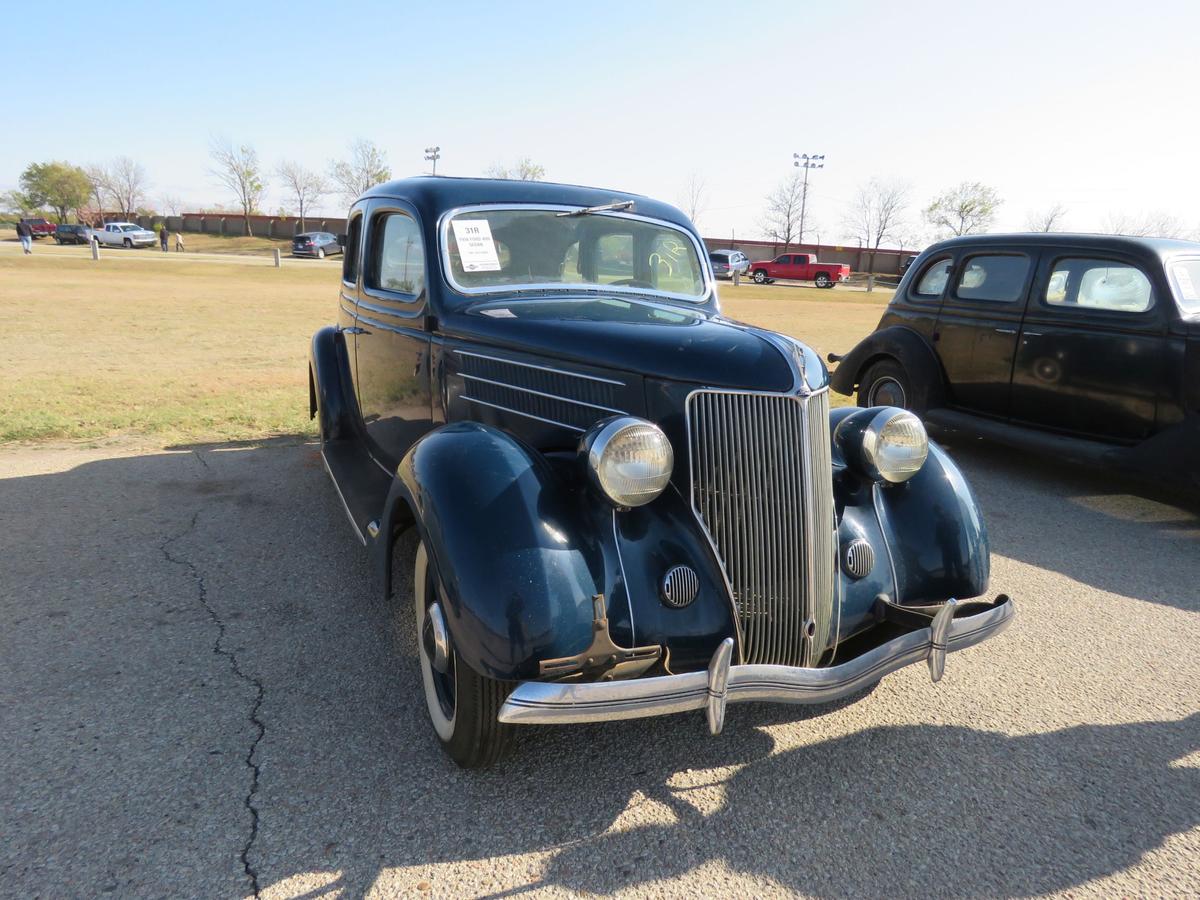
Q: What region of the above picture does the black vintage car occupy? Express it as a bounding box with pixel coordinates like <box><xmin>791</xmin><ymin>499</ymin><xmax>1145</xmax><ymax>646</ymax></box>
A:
<box><xmin>831</xmin><ymin>234</ymin><xmax>1200</xmax><ymax>494</ymax></box>
<box><xmin>310</xmin><ymin>177</ymin><xmax>1015</xmax><ymax>767</ymax></box>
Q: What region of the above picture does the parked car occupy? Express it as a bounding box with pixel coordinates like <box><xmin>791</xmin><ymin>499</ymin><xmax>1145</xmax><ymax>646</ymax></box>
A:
<box><xmin>54</xmin><ymin>224</ymin><xmax>92</xmax><ymax>245</ymax></box>
<box><xmin>830</xmin><ymin>233</ymin><xmax>1200</xmax><ymax>495</ymax></box>
<box><xmin>707</xmin><ymin>248</ymin><xmax>750</xmax><ymax>279</ymax></box>
<box><xmin>309</xmin><ymin>177</ymin><xmax>1015</xmax><ymax>767</ymax></box>
<box><xmin>749</xmin><ymin>252</ymin><xmax>850</xmax><ymax>288</ymax></box>
<box><xmin>292</xmin><ymin>232</ymin><xmax>342</xmax><ymax>259</ymax></box>
<box><xmin>19</xmin><ymin>217</ymin><xmax>55</xmax><ymax>239</ymax></box>
<box><xmin>93</xmin><ymin>222</ymin><xmax>157</xmax><ymax>248</ymax></box>
<box><xmin>899</xmin><ymin>254</ymin><xmax>918</xmax><ymax>275</ymax></box>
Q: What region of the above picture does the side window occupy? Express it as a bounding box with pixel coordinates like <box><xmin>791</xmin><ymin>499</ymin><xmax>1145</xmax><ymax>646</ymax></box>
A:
<box><xmin>954</xmin><ymin>254</ymin><xmax>1031</xmax><ymax>303</ymax></box>
<box><xmin>342</xmin><ymin>214</ymin><xmax>362</xmax><ymax>285</ymax></box>
<box><xmin>596</xmin><ymin>233</ymin><xmax>634</xmax><ymax>283</ymax></box>
<box><xmin>367</xmin><ymin>212</ymin><xmax>425</xmax><ymax>297</ymax></box>
<box><xmin>912</xmin><ymin>257</ymin><xmax>953</xmax><ymax>299</ymax></box>
<box><xmin>1045</xmin><ymin>258</ymin><xmax>1153</xmax><ymax>313</ymax></box>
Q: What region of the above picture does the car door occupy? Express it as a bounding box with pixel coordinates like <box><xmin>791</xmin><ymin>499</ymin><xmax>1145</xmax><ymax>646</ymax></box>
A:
<box><xmin>351</xmin><ymin>200</ymin><xmax>433</xmax><ymax>471</ymax></box>
<box><xmin>1011</xmin><ymin>252</ymin><xmax>1165</xmax><ymax>441</ymax></box>
<box><xmin>932</xmin><ymin>247</ymin><xmax>1035</xmax><ymax>417</ymax></box>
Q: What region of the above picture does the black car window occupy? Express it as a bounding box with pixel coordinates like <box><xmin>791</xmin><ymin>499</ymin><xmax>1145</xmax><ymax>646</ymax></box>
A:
<box><xmin>343</xmin><ymin>215</ymin><xmax>362</xmax><ymax>285</ymax></box>
<box><xmin>953</xmin><ymin>254</ymin><xmax>1030</xmax><ymax>303</ymax></box>
<box><xmin>1044</xmin><ymin>258</ymin><xmax>1153</xmax><ymax>313</ymax></box>
<box><xmin>912</xmin><ymin>257</ymin><xmax>953</xmax><ymax>299</ymax></box>
<box><xmin>367</xmin><ymin>212</ymin><xmax>425</xmax><ymax>297</ymax></box>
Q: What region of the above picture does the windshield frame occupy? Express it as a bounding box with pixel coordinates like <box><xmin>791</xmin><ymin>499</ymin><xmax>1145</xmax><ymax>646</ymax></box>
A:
<box><xmin>438</xmin><ymin>203</ymin><xmax>714</xmax><ymax>304</ymax></box>
<box><xmin>1165</xmin><ymin>254</ymin><xmax>1200</xmax><ymax>318</ymax></box>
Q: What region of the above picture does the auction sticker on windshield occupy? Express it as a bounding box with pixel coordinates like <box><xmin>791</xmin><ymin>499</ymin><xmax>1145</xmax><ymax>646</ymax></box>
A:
<box><xmin>451</xmin><ymin>219</ymin><xmax>502</xmax><ymax>272</ymax></box>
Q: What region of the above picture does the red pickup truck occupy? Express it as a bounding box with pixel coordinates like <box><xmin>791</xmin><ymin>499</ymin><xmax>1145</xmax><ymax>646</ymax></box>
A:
<box><xmin>19</xmin><ymin>217</ymin><xmax>56</xmax><ymax>239</ymax></box>
<box><xmin>749</xmin><ymin>252</ymin><xmax>850</xmax><ymax>288</ymax></box>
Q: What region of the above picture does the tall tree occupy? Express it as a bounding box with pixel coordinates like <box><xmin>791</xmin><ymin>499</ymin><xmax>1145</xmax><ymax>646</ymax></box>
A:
<box><xmin>924</xmin><ymin>181</ymin><xmax>1002</xmax><ymax>236</ymax></box>
<box><xmin>19</xmin><ymin>161</ymin><xmax>92</xmax><ymax>223</ymax></box>
<box><xmin>209</xmin><ymin>139</ymin><xmax>266</xmax><ymax>236</ymax></box>
<box><xmin>1025</xmin><ymin>203</ymin><xmax>1068</xmax><ymax>232</ymax></box>
<box><xmin>90</xmin><ymin>157</ymin><xmax>149</xmax><ymax>218</ymax></box>
<box><xmin>760</xmin><ymin>172</ymin><xmax>806</xmax><ymax>250</ymax></box>
<box><xmin>484</xmin><ymin>157</ymin><xmax>546</xmax><ymax>181</ymax></box>
<box><xmin>159</xmin><ymin>194</ymin><xmax>185</xmax><ymax>217</ymax></box>
<box><xmin>276</xmin><ymin>161</ymin><xmax>328</xmax><ymax>231</ymax></box>
<box><xmin>678</xmin><ymin>174</ymin><xmax>707</xmax><ymax>229</ymax></box>
<box><xmin>842</xmin><ymin>178</ymin><xmax>910</xmax><ymax>281</ymax></box>
<box><xmin>329</xmin><ymin>139</ymin><xmax>391</xmax><ymax>205</ymax></box>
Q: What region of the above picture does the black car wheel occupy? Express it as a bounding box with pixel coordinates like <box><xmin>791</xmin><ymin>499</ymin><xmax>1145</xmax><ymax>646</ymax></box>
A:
<box><xmin>753</xmin><ymin>269</ymin><xmax>769</xmax><ymax>284</ymax></box>
<box><xmin>317</xmin><ymin>247</ymin><xmax>325</xmax><ymax>259</ymax></box>
<box><xmin>858</xmin><ymin>359</ymin><xmax>913</xmax><ymax>410</ymax></box>
<box><xmin>815</xmin><ymin>273</ymin><xmax>832</xmax><ymax>288</ymax></box>
<box><xmin>415</xmin><ymin>542</ymin><xmax>515</xmax><ymax>768</ymax></box>
<box><xmin>123</xmin><ymin>238</ymin><xmax>132</xmax><ymax>249</ymax></box>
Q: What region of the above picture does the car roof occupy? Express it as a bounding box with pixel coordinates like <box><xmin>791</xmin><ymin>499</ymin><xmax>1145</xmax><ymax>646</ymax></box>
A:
<box><xmin>359</xmin><ymin>175</ymin><xmax>693</xmax><ymax>231</ymax></box>
<box><xmin>925</xmin><ymin>232</ymin><xmax>1200</xmax><ymax>262</ymax></box>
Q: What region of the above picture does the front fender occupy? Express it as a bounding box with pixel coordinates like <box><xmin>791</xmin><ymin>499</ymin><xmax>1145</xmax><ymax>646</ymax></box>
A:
<box><xmin>829</xmin><ymin>325</ymin><xmax>945</xmax><ymax>410</ymax></box>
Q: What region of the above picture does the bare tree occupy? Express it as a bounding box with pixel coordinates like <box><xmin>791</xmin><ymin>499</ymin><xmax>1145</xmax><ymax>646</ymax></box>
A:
<box><xmin>484</xmin><ymin>157</ymin><xmax>546</xmax><ymax>181</ymax></box>
<box><xmin>1101</xmin><ymin>210</ymin><xmax>1188</xmax><ymax>239</ymax></box>
<box><xmin>276</xmin><ymin>161</ymin><xmax>328</xmax><ymax>231</ymax></box>
<box><xmin>677</xmin><ymin>174</ymin><xmax>707</xmax><ymax>229</ymax></box>
<box><xmin>88</xmin><ymin>157</ymin><xmax>149</xmax><ymax>218</ymax></box>
<box><xmin>761</xmin><ymin>172</ymin><xmax>806</xmax><ymax>250</ymax></box>
<box><xmin>209</xmin><ymin>139</ymin><xmax>266</xmax><ymax>236</ymax></box>
<box><xmin>159</xmin><ymin>194</ymin><xmax>185</xmax><ymax>217</ymax></box>
<box><xmin>1025</xmin><ymin>203</ymin><xmax>1068</xmax><ymax>232</ymax></box>
<box><xmin>842</xmin><ymin>178</ymin><xmax>910</xmax><ymax>282</ymax></box>
<box><xmin>924</xmin><ymin>181</ymin><xmax>1002</xmax><ymax>237</ymax></box>
<box><xmin>330</xmin><ymin>139</ymin><xmax>391</xmax><ymax>205</ymax></box>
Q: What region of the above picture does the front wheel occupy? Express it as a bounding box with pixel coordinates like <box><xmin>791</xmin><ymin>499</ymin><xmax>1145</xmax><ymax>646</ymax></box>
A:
<box><xmin>123</xmin><ymin>238</ymin><xmax>132</xmax><ymax>249</ymax></box>
<box><xmin>857</xmin><ymin>358</ymin><xmax>914</xmax><ymax>411</ymax></box>
<box><xmin>415</xmin><ymin>542</ymin><xmax>515</xmax><ymax>768</ymax></box>
<box><xmin>752</xmin><ymin>269</ymin><xmax>768</xmax><ymax>284</ymax></box>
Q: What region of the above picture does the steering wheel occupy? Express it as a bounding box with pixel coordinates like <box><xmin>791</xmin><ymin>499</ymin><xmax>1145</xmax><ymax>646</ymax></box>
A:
<box><xmin>609</xmin><ymin>278</ymin><xmax>654</xmax><ymax>288</ymax></box>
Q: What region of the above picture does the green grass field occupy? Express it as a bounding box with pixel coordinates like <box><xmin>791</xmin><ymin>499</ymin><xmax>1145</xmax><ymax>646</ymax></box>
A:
<box><xmin>0</xmin><ymin>249</ymin><xmax>887</xmax><ymax>446</ymax></box>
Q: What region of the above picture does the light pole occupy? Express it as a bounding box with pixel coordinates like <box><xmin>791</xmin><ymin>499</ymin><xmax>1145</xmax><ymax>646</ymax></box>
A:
<box><xmin>792</xmin><ymin>152</ymin><xmax>824</xmax><ymax>246</ymax></box>
<box><xmin>424</xmin><ymin>146</ymin><xmax>441</xmax><ymax>176</ymax></box>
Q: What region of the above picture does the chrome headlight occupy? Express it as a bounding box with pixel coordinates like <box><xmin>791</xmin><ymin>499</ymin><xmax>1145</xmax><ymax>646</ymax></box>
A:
<box><xmin>836</xmin><ymin>407</ymin><xmax>929</xmax><ymax>484</ymax></box>
<box><xmin>581</xmin><ymin>416</ymin><xmax>674</xmax><ymax>507</ymax></box>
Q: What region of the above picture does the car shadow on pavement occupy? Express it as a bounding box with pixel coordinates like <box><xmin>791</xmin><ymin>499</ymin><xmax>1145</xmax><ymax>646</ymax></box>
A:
<box><xmin>939</xmin><ymin>437</ymin><xmax>1200</xmax><ymax>614</ymax></box>
<box><xmin>2</xmin><ymin>440</ymin><xmax>1197</xmax><ymax>899</ymax></box>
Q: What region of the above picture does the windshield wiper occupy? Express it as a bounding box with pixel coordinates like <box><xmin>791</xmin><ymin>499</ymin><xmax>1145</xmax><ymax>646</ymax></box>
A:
<box><xmin>556</xmin><ymin>200</ymin><xmax>636</xmax><ymax>217</ymax></box>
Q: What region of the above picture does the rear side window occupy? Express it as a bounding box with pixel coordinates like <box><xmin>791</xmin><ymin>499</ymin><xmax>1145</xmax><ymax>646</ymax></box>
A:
<box><xmin>342</xmin><ymin>215</ymin><xmax>361</xmax><ymax>284</ymax></box>
<box><xmin>367</xmin><ymin>212</ymin><xmax>425</xmax><ymax>296</ymax></box>
<box><xmin>1045</xmin><ymin>258</ymin><xmax>1153</xmax><ymax>313</ymax></box>
<box><xmin>912</xmin><ymin>257</ymin><xmax>953</xmax><ymax>299</ymax></box>
<box><xmin>954</xmin><ymin>254</ymin><xmax>1030</xmax><ymax>303</ymax></box>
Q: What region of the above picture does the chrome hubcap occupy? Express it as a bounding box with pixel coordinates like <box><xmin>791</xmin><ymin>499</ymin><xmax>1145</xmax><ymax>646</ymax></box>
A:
<box><xmin>870</xmin><ymin>376</ymin><xmax>906</xmax><ymax>408</ymax></box>
<box><xmin>424</xmin><ymin>602</ymin><xmax>451</xmax><ymax>674</ymax></box>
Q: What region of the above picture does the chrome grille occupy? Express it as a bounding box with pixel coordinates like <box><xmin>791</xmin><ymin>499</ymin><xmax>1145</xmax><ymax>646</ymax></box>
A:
<box><xmin>687</xmin><ymin>389</ymin><xmax>837</xmax><ymax>666</ymax></box>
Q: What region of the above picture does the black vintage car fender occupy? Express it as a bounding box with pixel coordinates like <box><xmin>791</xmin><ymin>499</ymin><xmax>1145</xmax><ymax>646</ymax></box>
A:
<box><xmin>375</xmin><ymin>421</ymin><xmax>736</xmax><ymax>681</ymax></box>
<box><xmin>308</xmin><ymin>326</ymin><xmax>360</xmax><ymax>442</ymax></box>
<box><xmin>829</xmin><ymin>325</ymin><xmax>946</xmax><ymax>410</ymax></box>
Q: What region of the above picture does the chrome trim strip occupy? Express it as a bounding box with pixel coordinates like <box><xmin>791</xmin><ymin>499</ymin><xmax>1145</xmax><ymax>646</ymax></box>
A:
<box><xmin>437</xmin><ymin>203</ymin><xmax>715</xmax><ymax>305</ymax></box>
<box><xmin>319</xmin><ymin>449</ymin><xmax>366</xmax><ymax>546</ymax></box>
<box><xmin>498</xmin><ymin>597</ymin><xmax>1015</xmax><ymax>725</ymax></box>
<box><xmin>460</xmin><ymin>395</ymin><xmax>586</xmax><ymax>432</ymax></box>
<box><xmin>460</xmin><ymin>373</ymin><xmax>626</xmax><ymax>415</ymax></box>
<box><xmin>454</xmin><ymin>349</ymin><xmax>626</xmax><ymax>386</ymax></box>
<box><xmin>872</xmin><ymin>483</ymin><xmax>902</xmax><ymax>603</ymax></box>
<box><xmin>612</xmin><ymin>510</ymin><xmax>637</xmax><ymax>645</ymax></box>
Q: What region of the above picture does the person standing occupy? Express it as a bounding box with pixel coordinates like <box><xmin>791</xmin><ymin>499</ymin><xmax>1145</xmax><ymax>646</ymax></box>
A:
<box><xmin>175</xmin><ymin>230</ymin><xmax>185</xmax><ymax>252</ymax></box>
<box><xmin>160</xmin><ymin>225</ymin><xmax>169</xmax><ymax>252</ymax></box>
<box><xmin>16</xmin><ymin>219</ymin><xmax>33</xmax><ymax>254</ymax></box>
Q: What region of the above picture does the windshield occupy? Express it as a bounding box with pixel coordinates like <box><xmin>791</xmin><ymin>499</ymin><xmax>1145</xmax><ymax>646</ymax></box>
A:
<box><xmin>443</xmin><ymin>207</ymin><xmax>708</xmax><ymax>301</ymax></box>
<box><xmin>120</xmin><ymin>224</ymin><xmax>139</xmax><ymax>232</ymax></box>
<box><xmin>1167</xmin><ymin>258</ymin><xmax>1200</xmax><ymax>316</ymax></box>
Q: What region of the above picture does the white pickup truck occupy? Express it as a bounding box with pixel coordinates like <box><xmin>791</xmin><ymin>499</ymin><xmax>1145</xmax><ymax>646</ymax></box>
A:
<box><xmin>93</xmin><ymin>222</ymin><xmax>158</xmax><ymax>248</ymax></box>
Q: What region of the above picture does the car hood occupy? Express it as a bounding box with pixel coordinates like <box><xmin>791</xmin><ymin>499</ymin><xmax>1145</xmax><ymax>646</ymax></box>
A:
<box><xmin>441</xmin><ymin>294</ymin><xmax>823</xmax><ymax>392</ymax></box>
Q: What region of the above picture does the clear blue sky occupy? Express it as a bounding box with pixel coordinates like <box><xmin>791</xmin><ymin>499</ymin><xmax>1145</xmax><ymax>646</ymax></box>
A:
<box><xmin>6</xmin><ymin>0</ymin><xmax>1199</xmax><ymax>244</ymax></box>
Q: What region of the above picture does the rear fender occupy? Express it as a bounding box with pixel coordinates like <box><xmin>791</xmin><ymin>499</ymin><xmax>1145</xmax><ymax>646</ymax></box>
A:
<box><xmin>829</xmin><ymin>325</ymin><xmax>945</xmax><ymax>409</ymax></box>
<box><xmin>308</xmin><ymin>326</ymin><xmax>359</xmax><ymax>441</ymax></box>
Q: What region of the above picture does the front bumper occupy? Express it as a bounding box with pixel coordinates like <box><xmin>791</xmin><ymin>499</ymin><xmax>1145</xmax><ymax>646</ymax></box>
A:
<box><xmin>499</xmin><ymin>594</ymin><xmax>1014</xmax><ymax>733</ymax></box>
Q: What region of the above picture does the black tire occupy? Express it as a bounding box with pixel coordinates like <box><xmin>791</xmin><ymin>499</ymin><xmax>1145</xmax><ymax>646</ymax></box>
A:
<box><xmin>415</xmin><ymin>542</ymin><xmax>515</xmax><ymax>768</ymax></box>
<box><xmin>752</xmin><ymin>269</ymin><xmax>769</xmax><ymax>284</ymax></box>
<box><xmin>317</xmin><ymin>247</ymin><xmax>325</xmax><ymax>259</ymax></box>
<box><xmin>815</xmin><ymin>272</ymin><xmax>832</xmax><ymax>288</ymax></box>
<box><xmin>123</xmin><ymin>238</ymin><xmax>132</xmax><ymax>249</ymax></box>
<box><xmin>857</xmin><ymin>358</ymin><xmax>916</xmax><ymax>411</ymax></box>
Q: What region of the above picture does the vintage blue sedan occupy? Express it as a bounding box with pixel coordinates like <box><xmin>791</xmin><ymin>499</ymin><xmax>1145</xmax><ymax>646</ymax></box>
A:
<box><xmin>309</xmin><ymin>177</ymin><xmax>1015</xmax><ymax>767</ymax></box>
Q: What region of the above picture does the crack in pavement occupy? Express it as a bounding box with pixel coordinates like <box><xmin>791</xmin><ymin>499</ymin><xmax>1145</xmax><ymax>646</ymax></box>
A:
<box><xmin>161</xmin><ymin>510</ymin><xmax>265</xmax><ymax>898</ymax></box>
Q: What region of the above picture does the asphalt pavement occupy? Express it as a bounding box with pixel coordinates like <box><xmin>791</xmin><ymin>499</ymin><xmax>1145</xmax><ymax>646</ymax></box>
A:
<box><xmin>1</xmin><ymin>437</ymin><xmax>1197</xmax><ymax>899</ymax></box>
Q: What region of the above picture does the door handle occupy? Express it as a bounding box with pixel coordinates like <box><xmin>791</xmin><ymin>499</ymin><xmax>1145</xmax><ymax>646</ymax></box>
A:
<box><xmin>1022</xmin><ymin>331</ymin><xmax>1043</xmax><ymax>337</ymax></box>
<box><xmin>993</xmin><ymin>327</ymin><xmax>1017</xmax><ymax>335</ymax></box>
<box><xmin>342</xmin><ymin>326</ymin><xmax>366</xmax><ymax>335</ymax></box>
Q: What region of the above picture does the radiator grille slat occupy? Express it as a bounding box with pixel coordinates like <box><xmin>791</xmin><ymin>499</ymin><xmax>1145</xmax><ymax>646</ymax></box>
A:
<box><xmin>687</xmin><ymin>389</ymin><xmax>837</xmax><ymax>667</ymax></box>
